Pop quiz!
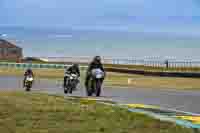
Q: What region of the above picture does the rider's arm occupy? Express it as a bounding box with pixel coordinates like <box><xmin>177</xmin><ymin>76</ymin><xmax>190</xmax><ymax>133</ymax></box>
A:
<box><xmin>100</xmin><ymin>64</ymin><xmax>106</xmax><ymax>78</ymax></box>
<box><xmin>100</xmin><ymin>64</ymin><xmax>105</xmax><ymax>72</ymax></box>
<box><xmin>66</xmin><ymin>67</ymin><xmax>72</xmax><ymax>73</ymax></box>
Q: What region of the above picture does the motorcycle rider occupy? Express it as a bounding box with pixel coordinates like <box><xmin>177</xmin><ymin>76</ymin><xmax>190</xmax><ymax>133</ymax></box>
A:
<box><xmin>85</xmin><ymin>56</ymin><xmax>106</xmax><ymax>90</ymax></box>
<box><xmin>23</xmin><ymin>68</ymin><xmax>34</xmax><ymax>88</ymax></box>
<box><xmin>64</xmin><ymin>64</ymin><xmax>80</xmax><ymax>88</ymax></box>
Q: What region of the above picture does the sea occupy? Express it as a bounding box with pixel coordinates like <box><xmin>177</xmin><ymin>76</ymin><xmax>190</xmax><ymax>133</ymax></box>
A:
<box><xmin>0</xmin><ymin>26</ymin><xmax>200</xmax><ymax>60</ymax></box>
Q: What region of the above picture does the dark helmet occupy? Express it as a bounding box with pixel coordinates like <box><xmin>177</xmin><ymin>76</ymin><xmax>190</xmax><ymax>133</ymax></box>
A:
<box><xmin>27</xmin><ymin>68</ymin><xmax>32</xmax><ymax>73</ymax></box>
<box><xmin>72</xmin><ymin>63</ymin><xmax>79</xmax><ymax>68</ymax></box>
<box><xmin>93</xmin><ymin>56</ymin><xmax>101</xmax><ymax>63</ymax></box>
<box><xmin>26</xmin><ymin>68</ymin><xmax>32</xmax><ymax>75</ymax></box>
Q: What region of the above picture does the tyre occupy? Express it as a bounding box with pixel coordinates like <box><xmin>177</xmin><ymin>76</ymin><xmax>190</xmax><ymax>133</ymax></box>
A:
<box><xmin>25</xmin><ymin>82</ymin><xmax>31</xmax><ymax>91</ymax></box>
<box><xmin>86</xmin><ymin>87</ymin><xmax>92</xmax><ymax>96</ymax></box>
<box><xmin>68</xmin><ymin>80</ymin><xmax>73</xmax><ymax>94</ymax></box>
<box><xmin>25</xmin><ymin>85</ymin><xmax>31</xmax><ymax>91</ymax></box>
<box><xmin>64</xmin><ymin>87</ymin><xmax>68</xmax><ymax>94</ymax></box>
<box><xmin>26</xmin><ymin>87</ymin><xmax>30</xmax><ymax>91</ymax></box>
<box><xmin>95</xmin><ymin>80</ymin><xmax>102</xmax><ymax>97</ymax></box>
<box><xmin>70</xmin><ymin>80</ymin><xmax>76</xmax><ymax>94</ymax></box>
<box><xmin>69</xmin><ymin>86</ymin><xmax>73</xmax><ymax>94</ymax></box>
<box><xmin>86</xmin><ymin>80</ymin><xmax>93</xmax><ymax>96</ymax></box>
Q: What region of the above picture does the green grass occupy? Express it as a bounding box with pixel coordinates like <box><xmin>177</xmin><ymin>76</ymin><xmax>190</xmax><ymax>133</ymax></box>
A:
<box><xmin>0</xmin><ymin>67</ymin><xmax>200</xmax><ymax>90</ymax></box>
<box><xmin>0</xmin><ymin>91</ymin><xmax>197</xmax><ymax>133</ymax></box>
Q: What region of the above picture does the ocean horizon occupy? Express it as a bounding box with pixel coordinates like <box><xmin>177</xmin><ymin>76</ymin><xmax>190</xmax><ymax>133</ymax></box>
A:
<box><xmin>0</xmin><ymin>26</ymin><xmax>200</xmax><ymax>60</ymax></box>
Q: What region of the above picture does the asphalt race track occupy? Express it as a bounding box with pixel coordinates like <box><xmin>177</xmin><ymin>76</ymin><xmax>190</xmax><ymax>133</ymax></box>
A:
<box><xmin>0</xmin><ymin>76</ymin><xmax>200</xmax><ymax>114</ymax></box>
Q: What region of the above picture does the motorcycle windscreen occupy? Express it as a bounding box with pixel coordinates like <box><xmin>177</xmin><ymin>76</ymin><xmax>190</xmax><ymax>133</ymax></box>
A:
<box><xmin>96</xmin><ymin>74</ymin><xmax>103</xmax><ymax>79</ymax></box>
<box><xmin>27</xmin><ymin>77</ymin><xmax>33</xmax><ymax>81</ymax></box>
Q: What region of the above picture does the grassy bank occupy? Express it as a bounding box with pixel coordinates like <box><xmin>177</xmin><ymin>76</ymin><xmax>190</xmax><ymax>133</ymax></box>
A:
<box><xmin>0</xmin><ymin>91</ymin><xmax>196</xmax><ymax>133</ymax></box>
<box><xmin>0</xmin><ymin>67</ymin><xmax>200</xmax><ymax>90</ymax></box>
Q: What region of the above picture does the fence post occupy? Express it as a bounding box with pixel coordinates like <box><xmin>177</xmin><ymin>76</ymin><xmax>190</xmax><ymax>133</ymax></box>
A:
<box><xmin>164</xmin><ymin>60</ymin><xmax>169</xmax><ymax>69</ymax></box>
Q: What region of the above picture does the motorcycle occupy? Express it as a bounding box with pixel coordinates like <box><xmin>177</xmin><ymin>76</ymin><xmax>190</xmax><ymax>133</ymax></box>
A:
<box><xmin>87</xmin><ymin>68</ymin><xmax>104</xmax><ymax>97</ymax></box>
<box><xmin>64</xmin><ymin>73</ymin><xmax>79</xmax><ymax>94</ymax></box>
<box><xmin>25</xmin><ymin>75</ymin><xmax>34</xmax><ymax>91</ymax></box>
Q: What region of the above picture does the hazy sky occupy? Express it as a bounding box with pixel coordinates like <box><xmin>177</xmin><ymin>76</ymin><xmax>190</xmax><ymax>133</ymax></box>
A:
<box><xmin>1</xmin><ymin>0</ymin><xmax>200</xmax><ymax>35</ymax></box>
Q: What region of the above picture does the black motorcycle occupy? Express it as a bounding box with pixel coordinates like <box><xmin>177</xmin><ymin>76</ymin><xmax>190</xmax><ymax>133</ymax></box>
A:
<box><xmin>87</xmin><ymin>69</ymin><xmax>104</xmax><ymax>97</ymax></box>
<box><xmin>64</xmin><ymin>73</ymin><xmax>79</xmax><ymax>94</ymax></box>
<box><xmin>25</xmin><ymin>75</ymin><xmax>33</xmax><ymax>91</ymax></box>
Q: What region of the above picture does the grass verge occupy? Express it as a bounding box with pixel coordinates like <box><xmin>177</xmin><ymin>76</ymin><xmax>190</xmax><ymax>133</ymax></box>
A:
<box><xmin>0</xmin><ymin>91</ymin><xmax>197</xmax><ymax>133</ymax></box>
<box><xmin>0</xmin><ymin>67</ymin><xmax>200</xmax><ymax>90</ymax></box>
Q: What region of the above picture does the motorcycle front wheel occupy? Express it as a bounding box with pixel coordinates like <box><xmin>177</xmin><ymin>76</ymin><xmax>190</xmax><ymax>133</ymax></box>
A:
<box><xmin>25</xmin><ymin>84</ymin><xmax>31</xmax><ymax>92</ymax></box>
<box><xmin>64</xmin><ymin>80</ymin><xmax>69</xmax><ymax>94</ymax></box>
<box><xmin>95</xmin><ymin>79</ymin><xmax>102</xmax><ymax>97</ymax></box>
<box><xmin>86</xmin><ymin>80</ymin><xmax>93</xmax><ymax>96</ymax></box>
<box><xmin>64</xmin><ymin>87</ymin><xmax>68</xmax><ymax>94</ymax></box>
<box><xmin>26</xmin><ymin>87</ymin><xmax>30</xmax><ymax>91</ymax></box>
<box><xmin>86</xmin><ymin>87</ymin><xmax>93</xmax><ymax>96</ymax></box>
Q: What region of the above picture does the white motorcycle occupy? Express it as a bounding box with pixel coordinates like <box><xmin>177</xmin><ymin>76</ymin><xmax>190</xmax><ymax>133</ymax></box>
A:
<box><xmin>64</xmin><ymin>73</ymin><xmax>79</xmax><ymax>94</ymax></box>
<box><xmin>87</xmin><ymin>69</ymin><xmax>104</xmax><ymax>97</ymax></box>
<box><xmin>25</xmin><ymin>75</ymin><xmax>34</xmax><ymax>91</ymax></box>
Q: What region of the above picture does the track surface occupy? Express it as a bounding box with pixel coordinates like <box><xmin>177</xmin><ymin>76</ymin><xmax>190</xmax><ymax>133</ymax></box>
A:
<box><xmin>1</xmin><ymin>76</ymin><xmax>200</xmax><ymax>114</ymax></box>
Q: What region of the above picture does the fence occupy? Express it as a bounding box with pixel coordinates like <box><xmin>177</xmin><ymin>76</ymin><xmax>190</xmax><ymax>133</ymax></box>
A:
<box><xmin>1</xmin><ymin>59</ymin><xmax>200</xmax><ymax>70</ymax></box>
<box><xmin>0</xmin><ymin>62</ymin><xmax>87</xmax><ymax>70</ymax></box>
<box><xmin>1</xmin><ymin>62</ymin><xmax>200</xmax><ymax>78</ymax></box>
<box><xmin>39</xmin><ymin>57</ymin><xmax>200</xmax><ymax>68</ymax></box>
<box><xmin>112</xmin><ymin>59</ymin><xmax>200</xmax><ymax>68</ymax></box>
